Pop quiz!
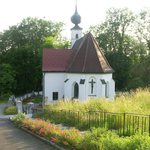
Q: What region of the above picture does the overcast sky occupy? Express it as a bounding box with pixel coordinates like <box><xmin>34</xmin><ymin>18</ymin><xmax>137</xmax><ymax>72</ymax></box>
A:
<box><xmin>0</xmin><ymin>0</ymin><xmax>150</xmax><ymax>38</ymax></box>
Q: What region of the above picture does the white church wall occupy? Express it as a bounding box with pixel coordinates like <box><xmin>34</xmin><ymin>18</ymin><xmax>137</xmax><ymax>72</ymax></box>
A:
<box><xmin>64</xmin><ymin>73</ymin><xmax>86</xmax><ymax>101</ymax></box>
<box><xmin>108</xmin><ymin>79</ymin><xmax>115</xmax><ymax>99</ymax></box>
<box><xmin>85</xmin><ymin>74</ymin><xmax>114</xmax><ymax>99</ymax></box>
<box><xmin>44</xmin><ymin>72</ymin><xmax>115</xmax><ymax>102</ymax></box>
<box><xmin>65</xmin><ymin>73</ymin><xmax>115</xmax><ymax>101</ymax></box>
<box><xmin>44</xmin><ymin>73</ymin><xmax>65</xmax><ymax>102</ymax></box>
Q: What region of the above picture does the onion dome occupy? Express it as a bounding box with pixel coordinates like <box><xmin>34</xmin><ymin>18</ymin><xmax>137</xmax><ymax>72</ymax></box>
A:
<box><xmin>71</xmin><ymin>6</ymin><xmax>81</xmax><ymax>25</ymax></box>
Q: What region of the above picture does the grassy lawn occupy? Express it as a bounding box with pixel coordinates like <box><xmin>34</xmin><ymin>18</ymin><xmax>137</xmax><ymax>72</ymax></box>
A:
<box><xmin>0</xmin><ymin>99</ymin><xmax>8</xmax><ymax>104</ymax></box>
<box><xmin>44</xmin><ymin>88</ymin><xmax>150</xmax><ymax>114</ymax></box>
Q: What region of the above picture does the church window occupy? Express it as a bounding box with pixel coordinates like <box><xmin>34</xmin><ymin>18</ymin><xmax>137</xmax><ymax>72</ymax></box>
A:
<box><xmin>53</xmin><ymin>92</ymin><xmax>58</xmax><ymax>100</ymax></box>
<box><xmin>76</xmin><ymin>34</ymin><xmax>79</xmax><ymax>39</ymax></box>
<box><xmin>105</xmin><ymin>82</ymin><xmax>109</xmax><ymax>98</ymax></box>
<box><xmin>100</xmin><ymin>79</ymin><xmax>108</xmax><ymax>98</ymax></box>
<box><xmin>64</xmin><ymin>79</ymin><xmax>69</xmax><ymax>83</ymax></box>
<box><xmin>100</xmin><ymin>79</ymin><xmax>106</xmax><ymax>84</ymax></box>
<box><xmin>80</xmin><ymin>79</ymin><xmax>85</xmax><ymax>84</ymax></box>
<box><xmin>74</xmin><ymin>83</ymin><xmax>79</xmax><ymax>98</ymax></box>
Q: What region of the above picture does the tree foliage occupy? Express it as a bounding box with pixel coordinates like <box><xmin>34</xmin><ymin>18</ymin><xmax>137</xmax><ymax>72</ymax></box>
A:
<box><xmin>90</xmin><ymin>8</ymin><xmax>150</xmax><ymax>90</ymax></box>
<box><xmin>0</xmin><ymin>17</ymin><xmax>69</xmax><ymax>95</ymax></box>
<box><xmin>135</xmin><ymin>8</ymin><xmax>150</xmax><ymax>52</ymax></box>
<box><xmin>0</xmin><ymin>64</ymin><xmax>16</xmax><ymax>95</ymax></box>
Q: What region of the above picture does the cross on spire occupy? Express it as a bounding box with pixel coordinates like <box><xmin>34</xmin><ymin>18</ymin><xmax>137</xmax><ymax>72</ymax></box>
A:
<box><xmin>89</xmin><ymin>79</ymin><xmax>96</xmax><ymax>94</ymax></box>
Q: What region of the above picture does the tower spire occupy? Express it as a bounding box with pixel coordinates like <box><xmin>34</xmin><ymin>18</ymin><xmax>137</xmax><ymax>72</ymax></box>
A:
<box><xmin>71</xmin><ymin>0</ymin><xmax>82</xmax><ymax>47</ymax></box>
<box><xmin>71</xmin><ymin>0</ymin><xmax>81</xmax><ymax>26</ymax></box>
<box><xmin>75</xmin><ymin>0</ymin><xmax>77</xmax><ymax>12</ymax></box>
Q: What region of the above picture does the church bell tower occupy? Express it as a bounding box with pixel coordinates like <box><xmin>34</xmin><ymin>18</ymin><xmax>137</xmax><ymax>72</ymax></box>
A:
<box><xmin>71</xmin><ymin>0</ymin><xmax>82</xmax><ymax>47</ymax></box>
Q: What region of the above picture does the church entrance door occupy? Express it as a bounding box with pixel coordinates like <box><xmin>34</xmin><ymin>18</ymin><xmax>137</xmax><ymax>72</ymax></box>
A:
<box><xmin>74</xmin><ymin>83</ymin><xmax>79</xmax><ymax>98</ymax></box>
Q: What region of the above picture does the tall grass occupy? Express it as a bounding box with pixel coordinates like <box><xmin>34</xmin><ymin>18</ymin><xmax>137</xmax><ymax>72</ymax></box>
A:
<box><xmin>45</xmin><ymin>88</ymin><xmax>150</xmax><ymax>114</ymax></box>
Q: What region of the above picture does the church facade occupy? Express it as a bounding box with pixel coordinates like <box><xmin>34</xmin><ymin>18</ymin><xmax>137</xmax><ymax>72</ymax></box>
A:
<box><xmin>42</xmin><ymin>6</ymin><xmax>115</xmax><ymax>103</ymax></box>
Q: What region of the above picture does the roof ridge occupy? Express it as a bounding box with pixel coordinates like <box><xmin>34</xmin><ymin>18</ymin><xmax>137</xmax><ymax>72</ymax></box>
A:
<box><xmin>92</xmin><ymin>35</ymin><xmax>113</xmax><ymax>72</ymax></box>
<box><xmin>66</xmin><ymin>32</ymin><xmax>114</xmax><ymax>73</ymax></box>
<box><xmin>67</xmin><ymin>35</ymin><xmax>87</xmax><ymax>71</ymax></box>
<box><xmin>82</xmin><ymin>34</ymin><xmax>90</xmax><ymax>72</ymax></box>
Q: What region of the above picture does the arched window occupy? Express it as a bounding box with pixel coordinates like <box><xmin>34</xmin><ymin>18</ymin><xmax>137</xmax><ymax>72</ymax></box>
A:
<box><xmin>72</xmin><ymin>82</ymin><xmax>79</xmax><ymax>98</ymax></box>
<box><xmin>105</xmin><ymin>81</ymin><xmax>109</xmax><ymax>98</ymax></box>
<box><xmin>76</xmin><ymin>34</ymin><xmax>78</xmax><ymax>39</ymax></box>
<box><xmin>74</xmin><ymin>83</ymin><xmax>79</xmax><ymax>98</ymax></box>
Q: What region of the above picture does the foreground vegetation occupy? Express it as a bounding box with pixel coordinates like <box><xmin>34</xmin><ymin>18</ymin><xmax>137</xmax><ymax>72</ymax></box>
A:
<box><xmin>12</xmin><ymin>114</ymin><xmax>150</xmax><ymax>150</ymax></box>
<box><xmin>11</xmin><ymin>89</ymin><xmax>150</xmax><ymax>149</ymax></box>
<box><xmin>32</xmin><ymin>88</ymin><xmax>150</xmax><ymax>136</ymax></box>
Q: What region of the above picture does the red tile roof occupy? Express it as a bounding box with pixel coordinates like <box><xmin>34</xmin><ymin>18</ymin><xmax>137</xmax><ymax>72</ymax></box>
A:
<box><xmin>42</xmin><ymin>33</ymin><xmax>114</xmax><ymax>73</ymax></box>
<box><xmin>42</xmin><ymin>48</ymin><xmax>72</xmax><ymax>72</ymax></box>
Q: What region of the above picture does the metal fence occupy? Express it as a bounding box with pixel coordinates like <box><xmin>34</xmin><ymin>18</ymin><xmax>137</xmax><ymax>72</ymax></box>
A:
<box><xmin>34</xmin><ymin>109</ymin><xmax>150</xmax><ymax>136</ymax></box>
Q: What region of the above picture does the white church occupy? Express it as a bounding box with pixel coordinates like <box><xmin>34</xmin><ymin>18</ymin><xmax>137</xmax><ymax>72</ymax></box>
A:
<box><xmin>42</xmin><ymin>5</ymin><xmax>115</xmax><ymax>103</ymax></box>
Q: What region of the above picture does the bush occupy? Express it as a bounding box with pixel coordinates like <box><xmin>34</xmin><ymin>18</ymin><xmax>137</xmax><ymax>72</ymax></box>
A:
<box><xmin>81</xmin><ymin>128</ymin><xmax>150</xmax><ymax>150</ymax></box>
<box><xmin>4</xmin><ymin>106</ymin><xmax>17</xmax><ymax>115</ymax></box>
<box><xmin>22</xmin><ymin>118</ymin><xmax>83</xmax><ymax>149</ymax></box>
<box><xmin>12</xmin><ymin>113</ymin><xmax>26</xmax><ymax>126</ymax></box>
<box><xmin>32</xmin><ymin>97</ymin><xmax>42</xmax><ymax>103</ymax></box>
<box><xmin>13</xmin><ymin>117</ymin><xmax>150</xmax><ymax>150</ymax></box>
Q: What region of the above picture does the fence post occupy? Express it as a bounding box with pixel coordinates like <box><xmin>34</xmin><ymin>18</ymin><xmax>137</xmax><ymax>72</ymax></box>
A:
<box><xmin>123</xmin><ymin>113</ymin><xmax>126</xmax><ymax>135</ymax></box>
<box><xmin>89</xmin><ymin>111</ymin><xmax>91</xmax><ymax>128</ymax></box>
<box><xmin>78</xmin><ymin>111</ymin><xmax>80</xmax><ymax>124</ymax></box>
<box><xmin>104</xmin><ymin>112</ymin><xmax>106</xmax><ymax>128</ymax></box>
<box><xmin>16</xmin><ymin>100</ymin><xmax>22</xmax><ymax>113</ymax></box>
<box><xmin>68</xmin><ymin>110</ymin><xmax>70</xmax><ymax>124</ymax></box>
<box><xmin>149</xmin><ymin>115</ymin><xmax>150</xmax><ymax>136</ymax></box>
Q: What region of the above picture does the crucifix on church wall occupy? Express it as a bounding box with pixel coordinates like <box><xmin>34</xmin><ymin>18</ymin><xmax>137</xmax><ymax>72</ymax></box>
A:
<box><xmin>89</xmin><ymin>79</ymin><xmax>96</xmax><ymax>94</ymax></box>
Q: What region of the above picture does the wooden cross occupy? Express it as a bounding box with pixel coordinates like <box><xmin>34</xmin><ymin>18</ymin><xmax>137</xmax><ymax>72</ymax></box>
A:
<box><xmin>89</xmin><ymin>79</ymin><xmax>96</xmax><ymax>94</ymax></box>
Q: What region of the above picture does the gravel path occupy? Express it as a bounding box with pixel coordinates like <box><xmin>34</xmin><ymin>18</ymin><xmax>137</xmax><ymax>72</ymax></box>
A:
<box><xmin>0</xmin><ymin>103</ymin><xmax>10</xmax><ymax>115</ymax></box>
<box><xmin>0</xmin><ymin>119</ymin><xmax>57</xmax><ymax>150</ymax></box>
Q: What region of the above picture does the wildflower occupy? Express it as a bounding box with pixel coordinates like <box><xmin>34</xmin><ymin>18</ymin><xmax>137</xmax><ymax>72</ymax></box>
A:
<box><xmin>51</xmin><ymin>137</ymin><xmax>57</xmax><ymax>143</ymax></box>
<box><xmin>39</xmin><ymin>128</ymin><xmax>46</xmax><ymax>136</ymax></box>
<box><xmin>63</xmin><ymin>141</ymin><xmax>68</xmax><ymax>145</ymax></box>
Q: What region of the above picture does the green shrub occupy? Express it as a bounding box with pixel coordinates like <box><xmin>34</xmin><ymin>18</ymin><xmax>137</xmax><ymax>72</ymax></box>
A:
<box><xmin>80</xmin><ymin>128</ymin><xmax>150</xmax><ymax>150</ymax></box>
<box><xmin>11</xmin><ymin>113</ymin><xmax>26</xmax><ymax>126</ymax></box>
<box><xmin>80</xmin><ymin>128</ymin><xmax>118</xmax><ymax>150</ymax></box>
<box><xmin>4</xmin><ymin>106</ymin><xmax>17</xmax><ymax>115</ymax></box>
<box><xmin>32</xmin><ymin>97</ymin><xmax>42</xmax><ymax>103</ymax></box>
